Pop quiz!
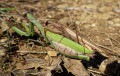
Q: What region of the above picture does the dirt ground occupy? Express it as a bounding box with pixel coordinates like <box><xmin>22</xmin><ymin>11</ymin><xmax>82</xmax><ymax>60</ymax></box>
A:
<box><xmin>0</xmin><ymin>0</ymin><xmax>120</xmax><ymax>76</ymax></box>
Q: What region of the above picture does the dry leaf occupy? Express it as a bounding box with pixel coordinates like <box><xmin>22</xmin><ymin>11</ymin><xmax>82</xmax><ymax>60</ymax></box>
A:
<box><xmin>63</xmin><ymin>57</ymin><xmax>90</xmax><ymax>76</ymax></box>
<box><xmin>44</xmin><ymin>55</ymin><xmax>52</xmax><ymax>61</ymax></box>
<box><xmin>0</xmin><ymin>19</ymin><xmax>9</xmax><ymax>35</ymax></box>
<box><xmin>0</xmin><ymin>37</ymin><xmax>8</xmax><ymax>57</ymax></box>
<box><xmin>99</xmin><ymin>57</ymin><xmax>120</xmax><ymax>75</ymax></box>
<box><xmin>47</xmin><ymin>51</ymin><xmax>57</xmax><ymax>57</ymax></box>
<box><xmin>15</xmin><ymin>57</ymin><xmax>47</xmax><ymax>70</ymax></box>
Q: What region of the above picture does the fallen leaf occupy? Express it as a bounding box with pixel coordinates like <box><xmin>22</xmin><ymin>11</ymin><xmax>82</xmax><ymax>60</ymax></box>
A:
<box><xmin>15</xmin><ymin>56</ymin><xmax>47</xmax><ymax>70</ymax></box>
<box><xmin>0</xmin><ymin>19</ymin><xmax>9</xmax><ymax>35</ymax></box>
<box><xmin>47</xmin><ymin>51</ymin><xmax>57</xmax><ymax>57</ymax></box>
<box><xmin>63</xmin><ymin>57</ymin><xmax>90</xmax><ymax>76</ymax></box>
<box><xmin>99</xmin><ymin>57</ymin><xmax>120</xmax><ymax>75</ymax></box>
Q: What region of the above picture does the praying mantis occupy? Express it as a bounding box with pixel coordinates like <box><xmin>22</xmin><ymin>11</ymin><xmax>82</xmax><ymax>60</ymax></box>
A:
<box><xmin>11</xmin><ymin>13</ymin><xmax>95</xmax><ymax>61</ymax></box>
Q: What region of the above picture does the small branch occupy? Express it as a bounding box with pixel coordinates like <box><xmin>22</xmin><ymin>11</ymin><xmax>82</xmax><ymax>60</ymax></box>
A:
<box><xmin>17</xmin><ymin>51</ymin><xmax>47</xmax><ymax>54</ymax></box>
<box><xmin>53</xmin><ymin>7</ymin><xmax>94</xmax><ymax>12</ymax></box>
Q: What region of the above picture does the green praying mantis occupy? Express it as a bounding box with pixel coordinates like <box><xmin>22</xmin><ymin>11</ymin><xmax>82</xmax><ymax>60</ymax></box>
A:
<box><xmin>10</xmin><ymin>13</ymin><xmax>94</xmax><ymax>61</ymax></box>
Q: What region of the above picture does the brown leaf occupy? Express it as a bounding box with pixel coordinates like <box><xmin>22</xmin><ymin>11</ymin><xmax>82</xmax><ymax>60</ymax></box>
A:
<box><xmin>63</xmin><ymin>57</ymin><xmax>90</xmax><ymax>76</ymax></box>
<box><xmin>99</xmin><ymin>57</ymin><xmax>120</xmax><ymax>75</ymax></box>
<box><xmin>47</xmin><ymin>51</ymin><xmax>57</xmax><ymax>57</ymax></box>
<box><xmin>0</xmin><ymin>19</ymin><xmax>9</xmax><ymax>35</ymax></box>
<box><xmin>15</xmin><ymin>56</ymin><xmax>47</xmax><ymax>70</ymax></box>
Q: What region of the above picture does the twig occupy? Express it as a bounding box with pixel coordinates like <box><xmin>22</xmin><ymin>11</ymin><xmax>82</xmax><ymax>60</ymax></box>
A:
<box><xmin>110</xmin><ymin>37</ymin><xmax>120</xmax><ymax>46</ymax></box>
<box><xmin>105</xmin><ymin>33</ymin><xmax>115</xmax><ymax>52</ymax></box>
<box><xmin>87</xmin><ymin>69</ymin><xmax>106</xmax><ymax>75</ymax></box>
<box><xmin>29</xmin><ymin>39</ymin><xmax>45</xmax><ymax>46</ymax></box>
<box><xmin>89</xmin><ymin>31</ymin><xmax>120</xmax><ymax>56</ymax></box>
<box><xmin>17</xmin><ymin>51</ymin><xmax>47</xmax><ymax>54</ymax></box>
<box><xmin>89</xmin><ymin>38</ymin><xmax>120</xmax><ymax>56</ymax></box>
<box><xmin>53</xmin><ymin>7</ymin><xmax>94</xmax><ymax>12</ymax></box>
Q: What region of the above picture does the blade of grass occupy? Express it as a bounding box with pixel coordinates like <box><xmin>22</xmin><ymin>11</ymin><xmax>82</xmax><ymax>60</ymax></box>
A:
<box><xmin>29</xmin><ymin>22</ymin><xmax>34</xmax><ymax>36</ymax></box>
<box><xmin>0</xmin><ymin>8</ymin><xmax>15</xmax><ymax>10</ymax></box>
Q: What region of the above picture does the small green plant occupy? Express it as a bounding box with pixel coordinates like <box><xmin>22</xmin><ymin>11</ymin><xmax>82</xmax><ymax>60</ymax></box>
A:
<box><xmin>0</xmin><ymin>7</ymin><xmax>15</xmax><ymax>14</ymax></box>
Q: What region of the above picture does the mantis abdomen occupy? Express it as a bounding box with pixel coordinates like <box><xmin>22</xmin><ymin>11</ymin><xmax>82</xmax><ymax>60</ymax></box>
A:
<box><xmin>52</xmin><ymin>40</ymin><xmax>94</xmax><ymax>61</ymax></box>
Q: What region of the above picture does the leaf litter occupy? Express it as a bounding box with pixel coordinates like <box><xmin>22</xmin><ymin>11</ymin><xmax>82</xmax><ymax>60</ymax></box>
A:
<box><xmin>0</xmin><ymin>0</ymin><xmax>120</xmax><ymax>76</ymax></box>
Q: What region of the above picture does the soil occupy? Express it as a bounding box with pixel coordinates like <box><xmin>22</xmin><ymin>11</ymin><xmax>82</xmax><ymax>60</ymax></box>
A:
<box><xmin>0</xmin><ymin>0</ymin><xmax>120</xmax><ymax>76</ymax></box>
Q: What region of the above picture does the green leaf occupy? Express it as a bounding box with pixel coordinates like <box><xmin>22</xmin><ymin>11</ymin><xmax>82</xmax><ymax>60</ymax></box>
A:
<box><xmin>29</xmin><ymin>22</ymin><xmax>34</xmax><ymax>36</ymax></box>
<box><xmin>0</xmin><ymin>7</ymin><xmax>15</xmax><ymax>11</ymax></box>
